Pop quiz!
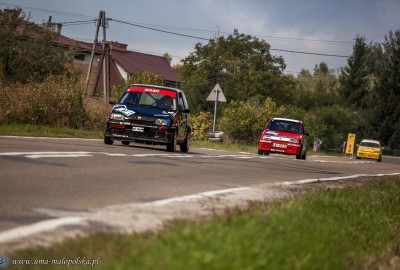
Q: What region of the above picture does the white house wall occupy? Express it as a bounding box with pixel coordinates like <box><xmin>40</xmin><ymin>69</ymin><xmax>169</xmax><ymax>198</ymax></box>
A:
<box><xmin>115</xmin><ymin>61</ymin><xmax>129</xmax><ymax>80</ymax></box>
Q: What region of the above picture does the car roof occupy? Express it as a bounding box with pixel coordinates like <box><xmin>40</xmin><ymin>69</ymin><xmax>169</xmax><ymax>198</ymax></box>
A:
<box><xmin>361</xmin><ymin>139</ymin><xmax>380</xmax><ymax>144</ymax></box>
<box><xmin>271</xmin><ymin>117</ymin><xmax>301</xmax><ymax>123</ymax></box>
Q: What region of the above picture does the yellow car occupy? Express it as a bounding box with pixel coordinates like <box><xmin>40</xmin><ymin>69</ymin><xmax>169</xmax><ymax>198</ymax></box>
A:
<box><xmin>356</xmin><ymin>139</ymin><xmax>383</xmax><ymax>162</ymax></box>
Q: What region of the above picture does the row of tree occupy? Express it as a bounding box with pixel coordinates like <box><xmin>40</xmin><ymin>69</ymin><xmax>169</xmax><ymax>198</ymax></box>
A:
<box><xmin>1</xmin><ymin>9</ymin><xmax>399</xmax><ymax>153</ymax></box>
<box><xmin>177</xmin><ymin>30</ymin><xmax>400</xmax><ymax>152</ymax></box>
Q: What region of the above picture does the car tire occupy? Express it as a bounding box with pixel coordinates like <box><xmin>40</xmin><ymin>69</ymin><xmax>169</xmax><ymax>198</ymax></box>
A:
<box><xmin>377</xmin><ymin>156</ymin><xmax>382</xmax><ymax>162</ymax></box>
<box><xmin>296</xmin><ymin>145</ymin><xmax>306</xmax><ymax>160</ymax></box>
<box><xmin>122</xmin><ymin>141</ymin><xmax>130</xmax><ymax>145</ymax></box>
<box><xmin>258</xmin><ymin>149</ymin><xmax>269</xmax><ymax>155</ymax></box>
<box><xmin>356</xmin><ymin>156</ymin><xmax>361</xmax><ymax>159</ymax></box>
<box><xmin>167</xmin><ymin>132</ymin><xmax>177</xmax><ymax>152</ymax></box>
<box><xmin>104</xmin><ymin>135</ymin><xmax>113</xmax><ymax>145</ymax></box>
<box><xmin>180</xmin><ymin>132</ymin><xmax>190</xmax><ymax>153</ymax></box>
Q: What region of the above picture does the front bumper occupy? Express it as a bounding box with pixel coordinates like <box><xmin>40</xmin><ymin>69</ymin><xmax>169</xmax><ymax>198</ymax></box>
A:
<box><xmin>357</xmin><ymin>151</ymin><xmax>380</xmax><ymax>160</ymax></box>
<box><xmin>259</xmin><ymin>140</ymin><xmax>301</xmax><ymax>155</ymax></box>
<box><xmin>105</xmin><ymin>120</ymin><xmax>175</xmax><ymax>144</ymax></box>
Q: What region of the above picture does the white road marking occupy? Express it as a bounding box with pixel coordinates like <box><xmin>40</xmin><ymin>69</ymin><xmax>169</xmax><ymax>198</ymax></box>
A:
<box><xmin>0</xmin><ymin>151</ymin><xmax>386</xmax><ymax>163</ymax></box>
<box><xmin>0</xmin><ymin>151</ymin><xmax>93</xmax><ymax>156</ymax></box>
<box><xmin>26</xmin><ymin>154</ymin><xmax>93</xmax><ymax>159</ymax></box>
<box><xmin>281</xmin><ymin>172</ymin><xmax>400</xmax><ymax>185</ymax></box>
<box><xmin>149</xmin><ymin>187</ymin><xmax>250</xmax><ymax>206</ymax></box>
<box><xmin>0</xmin><ymin>217</ymin><xmax>85</xmax><ymax>244</ymax></box>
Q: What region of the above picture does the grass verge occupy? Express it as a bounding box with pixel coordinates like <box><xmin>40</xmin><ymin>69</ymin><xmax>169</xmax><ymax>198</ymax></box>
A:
<box><xmin>8</xmin><ymin>176</ymin><xmax>400</xmax><ymax>269</ymax></box>
<box><xmin>0</xmin><ymin>124</ymin><xmax>102</xmax><ymax>139</ymax></box>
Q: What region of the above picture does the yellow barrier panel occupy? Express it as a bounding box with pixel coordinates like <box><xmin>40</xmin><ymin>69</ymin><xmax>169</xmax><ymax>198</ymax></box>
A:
<box><xmin>346</xmin><ymin>133</ymin><xmax>356</xmax><ymax>155</ymax></box>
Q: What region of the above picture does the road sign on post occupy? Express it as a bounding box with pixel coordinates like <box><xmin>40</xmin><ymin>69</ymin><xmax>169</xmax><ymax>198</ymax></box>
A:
<box><xmin>207</xmin><ymin>83</ymin><xmax>226</xmax><ymax>132</ymax></box>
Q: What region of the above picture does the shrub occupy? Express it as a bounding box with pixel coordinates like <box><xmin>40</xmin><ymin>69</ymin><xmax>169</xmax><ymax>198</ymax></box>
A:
<box><xmin>220</xmin><ymin>98</ymin><xmax>285</xmax><ymax>144</ymax></box>
<box><xmin>0</xmin><ymin>75</ymin><xmax>88</xmax><ymax>128</ymax></box>
<box><xmin>189</xmin><ymin>111</ymin><xmax>213</xmax><ymax>140</ymax></box>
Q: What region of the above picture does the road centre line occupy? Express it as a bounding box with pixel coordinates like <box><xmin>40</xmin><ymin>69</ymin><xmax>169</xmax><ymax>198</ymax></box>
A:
<box><xmin>0</xmin><ymin>151</ymin><xmax>381</xmax><ymax>163</ymax></box>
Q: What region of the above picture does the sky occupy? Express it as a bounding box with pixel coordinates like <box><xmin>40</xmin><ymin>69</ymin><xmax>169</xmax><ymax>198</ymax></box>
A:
<box><xmin>1</xmin><ymin>0</ymin><xmax>400</xmax><ymax>75</ymax></box>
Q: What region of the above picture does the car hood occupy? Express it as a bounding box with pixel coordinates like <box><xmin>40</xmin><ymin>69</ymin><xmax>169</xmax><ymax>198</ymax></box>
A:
<box><xmin>262</xmin><ymin>130</ymin><xmax>303</xmax><ymax>140</ymax></box>
<box><xmin>111</xmin><ymin>104</ymin><xmax>175</xmax><ymax>119</ymax></box>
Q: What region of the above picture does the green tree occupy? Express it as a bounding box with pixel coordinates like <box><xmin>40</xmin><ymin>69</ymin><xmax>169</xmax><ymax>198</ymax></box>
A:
<box><xmin>369</xmin><ymin>30</ymin><xmax>400</xmax><ymax>146</ymax></box>
<box><xmin>293</xmin><ymin>63</ymin><xmax>340</xmax><ymax>110</ymax></box>
<box><xmin>179</xmin><ymin>29</ymin><xmax>291</xmax><ymax>114</ymax></box>
<box><xmin>339</xmin><ymin>35</ymin><xmax>380</xmax><ymax>109</ymax></box>
<box><xmin>0</xmin><ymin>9</ymin><xmax>72</xmax><ymax>84</ymax></box>
<box><xmin>220</xmin><ymin>98</ymin><xmax>285</xmax><ymax>144</ymax></box>
<box><xmin>304</xmin><ymin>105</ymin><xmax>361</xmax><ymax>151</ymax></box>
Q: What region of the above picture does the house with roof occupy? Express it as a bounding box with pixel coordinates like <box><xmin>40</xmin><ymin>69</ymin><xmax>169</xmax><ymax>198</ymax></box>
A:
<box><xmin>51</xmin><ymin>32</ymin><xmax>181</xmax><ymax>97</ymax></box>
<box><xmin>3</xmin><ymin>8</ymin><xmax>181</xmax><ymax>96</ymax></box>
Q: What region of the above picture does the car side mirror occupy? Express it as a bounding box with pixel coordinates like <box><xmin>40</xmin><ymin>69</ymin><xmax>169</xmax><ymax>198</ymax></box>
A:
<box><xmin>182</xmin><ymin>109</ymin><xmax>190</xmax><ymax>114</ymax></box>
<box><xmin>381</xmin><ymin>146</ymin><xmax>384</xmax><ymax>150</ymax></box>
<box><xmin>305</xmin><ymin>132</ymin><xmax>309</xmax><ymax>136</ymax></box>
<box><xmin>108</xmin><ymin>99</ymin><xmax>116</xmax><ymax>105</ymax></box>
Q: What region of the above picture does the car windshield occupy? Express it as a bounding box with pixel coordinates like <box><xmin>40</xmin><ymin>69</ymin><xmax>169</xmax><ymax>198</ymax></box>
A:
<box><xmin>119</xmin><ymin>86</ymin><xmax>177</xmax><ymax>110</ymax></box>
<box><xmin>266</xmin><ymin>119</ymin><xmax>302</xmax><ymax>134</ymax></box>
<box><xmin>360</xmin><ymin>141</ymin><xmax>380</xmax><ymax>148</ymax></box>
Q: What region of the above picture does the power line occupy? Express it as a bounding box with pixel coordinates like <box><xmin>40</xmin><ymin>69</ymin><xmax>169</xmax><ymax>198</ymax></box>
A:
<box><xmin>1</xmin><ymin>3</ymin><xmax>351</xmax><ymax>59</ymax></box>
<box><xmin>109</xmin><ymin>19</ymin><xmax>350</xmax><ymax>58</ymax></box>
<box><xmin>108</xmin><ymin>18</ymin><xmax>210</xmax><ymax>41</ymax></box>
<box><xmin>271</xmin><ymin>48</ymin><xmax>349</xmax><ymax>58</ymax></box>
<box><xmin>0</xmin><ymin>1</ymin><xmax>96</xmax><ymax>19</ymax></box>
<box><xmin>0</xmin><ymin>2</ymin><xmax>353</xmax><ymax>46</ymax></box>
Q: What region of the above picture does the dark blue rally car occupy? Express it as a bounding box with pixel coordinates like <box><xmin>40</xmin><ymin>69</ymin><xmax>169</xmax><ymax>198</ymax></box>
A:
<box><xmin>104</xmin><ymin>84</ymin><xmax>191</xmax><ymax>152</ymax></box>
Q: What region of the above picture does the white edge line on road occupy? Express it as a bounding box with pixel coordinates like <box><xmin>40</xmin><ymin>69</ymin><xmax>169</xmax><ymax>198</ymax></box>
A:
<box><xmin>0</xmin><ymin>135</ymin><xmax>101</xmax><ymax>141</ymax></box>
<box><xmin>281</xmin><ymin>172</ymin><xmax>400</xmax><ymax>185</ymax></box>
<box><xmin>147</xmin><ymin>187</ymin><xmax>250</xmax><ymax>206</ymax></box>
<box><xmin>0</xmin><ymin>217</ymin><xmax>85</xmax><ymax>244</ymax></box>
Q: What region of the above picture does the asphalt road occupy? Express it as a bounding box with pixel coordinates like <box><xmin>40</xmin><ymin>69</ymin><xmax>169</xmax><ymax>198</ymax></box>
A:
<box><xmin>1</xmin><ymin>135</ymin><xmax>399</xmax><ymax>232</ymax></box>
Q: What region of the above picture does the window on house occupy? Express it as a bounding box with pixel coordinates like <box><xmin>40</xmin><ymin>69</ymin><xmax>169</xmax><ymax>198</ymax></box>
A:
<box><xmin>74</xmin><ymin>54</ymin><xmax>85</xmax><ymax>61</ymax></box>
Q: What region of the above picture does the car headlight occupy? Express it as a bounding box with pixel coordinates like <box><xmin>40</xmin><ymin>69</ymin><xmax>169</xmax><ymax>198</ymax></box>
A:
<box><xmin>262</xmin><ymin>135</ymin><xmax>272</xmax><ymax>140</ymax></box>
<box><xmin>289</xmin><ymin>138</ymin><xmax>299</xmax><ymax>143</ymax></box>
<box><xmin>110</xmin><ymin>113</ymin><xmax>127</xmax><ymax>120</ymax></box>
<box><xmin>155</xmin><ymin>118</ymin><xmax>170</xmax><ymax>125</ymax></box>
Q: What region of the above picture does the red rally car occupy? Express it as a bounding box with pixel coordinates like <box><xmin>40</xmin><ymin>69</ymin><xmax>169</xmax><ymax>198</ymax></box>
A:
<box><xmin>258</xmin><ymin>117</ymin><xmax>308</xmax><ymax>160</ymax></box>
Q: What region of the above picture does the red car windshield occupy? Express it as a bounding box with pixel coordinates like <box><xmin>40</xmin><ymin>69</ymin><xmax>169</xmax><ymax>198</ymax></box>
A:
<box><xmin>266</xmin><ymin>119</ymin><xmax>303</xmax><ymax>134</ymax></box>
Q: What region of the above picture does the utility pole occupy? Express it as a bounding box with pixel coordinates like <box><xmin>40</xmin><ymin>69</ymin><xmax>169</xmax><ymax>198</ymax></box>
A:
<box><xmin>87</xmin><ymin>10</ymin><xmax>109</xmax><ymax>98</ymax></box>
<box><xmin>101</xmin><ymin>10</ymin><xmax>108</xmax><ymax>97</ymax></box>
<box><xmin>85</xmin><ymin>11</ymin><xmax>102</xmax><ymax>87</ymax></box>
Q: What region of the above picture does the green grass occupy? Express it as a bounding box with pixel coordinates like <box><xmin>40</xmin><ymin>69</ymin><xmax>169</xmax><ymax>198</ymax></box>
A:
<box><xmin>0</xmin><ymin>123</ymin><xmax>103</xmax><ymax>139</ymax></box>
<box><xmin>9</xmin><ymin>176</ymin><xmax>400</xmax><ymax>269</ymax></box>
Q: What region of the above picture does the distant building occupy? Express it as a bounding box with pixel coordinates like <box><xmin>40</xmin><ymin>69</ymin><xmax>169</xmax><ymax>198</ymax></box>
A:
<box><xmin>4</xmin><ymin>8</ymin><xmax>181</xmax><ymax>96</ymax></box>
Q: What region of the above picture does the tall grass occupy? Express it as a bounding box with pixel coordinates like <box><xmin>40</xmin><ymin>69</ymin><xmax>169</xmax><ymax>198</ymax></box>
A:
<box><xmin>0</xmin><ymin>76</ymin><xmax>111</xmax><ymax>130</ymax></box>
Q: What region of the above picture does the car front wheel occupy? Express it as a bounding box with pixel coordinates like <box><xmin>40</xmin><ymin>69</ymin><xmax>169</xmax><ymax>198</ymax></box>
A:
<box><xmin>166</xmin><ymin>132</ymin><xmax>177</xmax><ymax>152</ymax></box>
<box><xmin>180</xmin><ymin>132</ymin><xmax>190</xmax><ymax>153</ymax></box>
<box><xmin>104</xmin><ymin>135</ymin><xmax>113</xmax><ymax>145</ymax></box>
